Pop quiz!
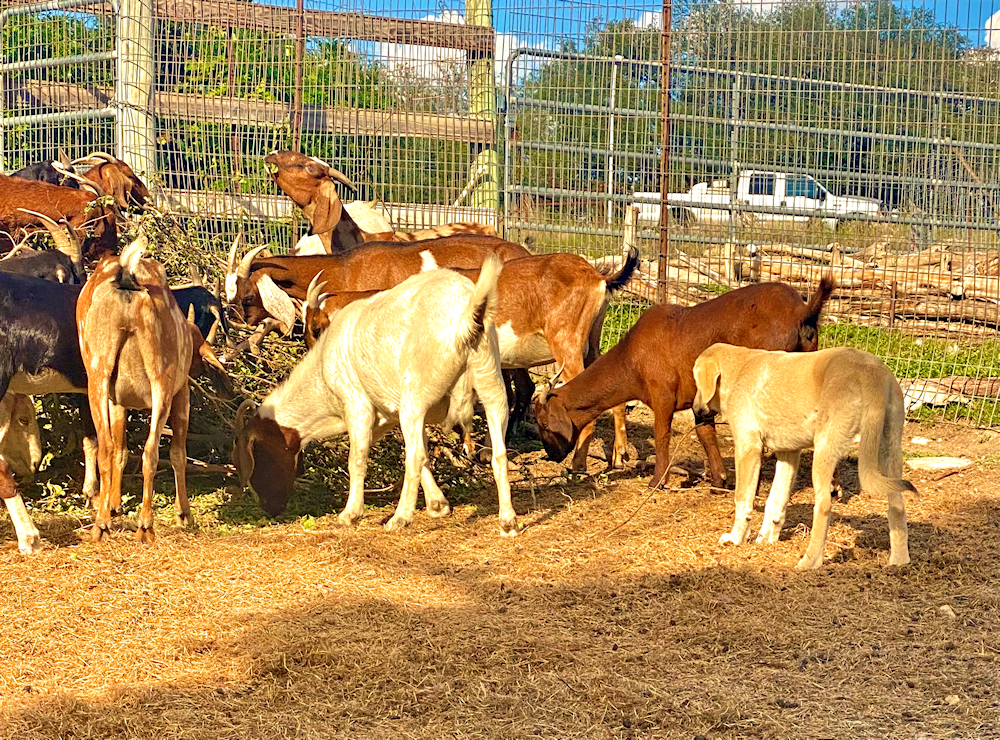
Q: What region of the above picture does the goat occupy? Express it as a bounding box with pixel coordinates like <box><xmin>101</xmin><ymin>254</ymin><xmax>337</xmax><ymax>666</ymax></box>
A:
<box><xmin>233</xmin><ymin>258</ymin><xmax>518</xmax><ymax>534</ymax></box>
<box><xmin>692</xmin><ymin>344</ymin><xmax>912</xmax><ymax>569</ymax></box>
<box><xmin>9</xmin><ymin>150</ymin><xmax>74</xmax><ymax>187</ymax></box>
<box><xmin>265</xmin><ymin>151</ymin><xmax>497</xmax><ymax>254</ymax></box>
<box><xmin>171</xmin><ymin>268</ymin><xmax>228</xmax><ymax>344</ymax></box>
<box><xmin>77</xmin><ymin>236</ymin><xmax>195</xmax><ymax>543</ymax></box>
<box><xmin>0</xmin><ymin>174</ymin><xmax>117</xmax><ymax>259</ymax></box>
<box><xmin>0</xmin><ymin>210</ymin><xmax>85</xmax><ymax>284</ymax></box>
<box><xmin>534</xmin><ymin>277</ymin><xmax>835</xmax><ymax>490</ymax></box>
<box><xmin>72</xmin><ymin>152</ymin><xmax>151</xmax><ymax>212</ymax></box>
<box><xmin>224</xmin><ymin>234</ymin><xmax>530</xmax><ymax>330</ymax></box>
<box><xmin>0</xmin><ymin>393</ymin><xmax>43</xmax><ymax>553</ymax></box>
<box><xmin>0</xmin><ymin>394</ymin><xmax>41</xmax><ymax>479</ymax></box>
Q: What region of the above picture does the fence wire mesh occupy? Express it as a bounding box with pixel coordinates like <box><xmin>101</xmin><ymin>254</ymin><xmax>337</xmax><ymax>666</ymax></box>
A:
<box><xmin>1</xmin><ymin>0</ymin><xmax>998</xmax><ymax>425</ymax></box>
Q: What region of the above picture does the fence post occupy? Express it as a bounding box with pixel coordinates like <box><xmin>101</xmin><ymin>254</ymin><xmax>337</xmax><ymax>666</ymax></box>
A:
<box><xmin>466</xmin><ymin>0</ymin><xmax>499</xmax><ymax>216</ymax></box>
<box><xmin>657</xmin><ymin>0</ymin><xmax>673</xmax><ymax>304</ymax></box>
<box><xmin>116</xmin><ymin>0</ymin><xmax>156</xmax><ymax>180</ymax></box>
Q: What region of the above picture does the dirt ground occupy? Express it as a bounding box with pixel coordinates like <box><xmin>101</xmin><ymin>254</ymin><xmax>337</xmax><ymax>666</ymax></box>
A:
<box><xmin>0</xmin><ymin>407</ymin><xmax>997</xmax><ymax>739</ymax></box>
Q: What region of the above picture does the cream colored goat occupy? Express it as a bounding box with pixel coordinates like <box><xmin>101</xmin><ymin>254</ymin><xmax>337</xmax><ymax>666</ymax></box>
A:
<box><xmin>693</xmin><ymin>344</ymin><xmax>913</xmax><ymax>570</ymax></box>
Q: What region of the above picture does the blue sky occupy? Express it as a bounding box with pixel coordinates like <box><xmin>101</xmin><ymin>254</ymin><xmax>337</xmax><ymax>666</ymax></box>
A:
<box><xmin>292</xmin><ymin>0</ymin><xmax>999</xmax><ymax>49</ymax></box>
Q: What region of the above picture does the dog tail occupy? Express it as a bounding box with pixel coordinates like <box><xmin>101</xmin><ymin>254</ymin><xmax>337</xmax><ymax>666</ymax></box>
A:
<box><xmin>857</xmin><ymin>376</ymin><xmax>916</xmax><ymax>501</ymax></box>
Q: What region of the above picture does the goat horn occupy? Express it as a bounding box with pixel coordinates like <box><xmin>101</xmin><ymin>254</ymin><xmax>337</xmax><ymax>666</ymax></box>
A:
<box><xmin>15</xmin><ymin>209</ymin><xmax>82</xmax><ymax>268</ymax></box>
<box><xmin>326</xmin><ymin>167</ymin><xmax>357</xmax><ymax>192</ymax></box>
<box><xmin>235</xmin><ymin>399</ymin><xmax>257</xmax><ymax>433</ymax></box>
<box><xmin>237</xmin><ymin>246</ymin><xmax>268</xmax><ymax>280</ymax></box>
<box><xmin>206</xmin><ymin>312</ymin><xmax>221</xmax><ymax>346</ymax></box>
<box><xmin>227</xmin><ymin>234</ymin><xmax>244</xmax><ymax>272</ymax></box>
<box><xmin>212</xmin><ymin>276</ymin><xmax>222</xmax><ymax>301</ymax></box>
<box><xmin>72</xmin><ymin>151</ymin><xmax>117</xmax><ymax>165</ymax></box>
<box><xmin>188</xmin><ymin>264</ymin><xmax>203</xmax><ymax>286</ymax></box>
<box><xmin>305</xmin><ymin>273</ymin><xmax>328</xmax><ymax>310</ymax></box>
<box><xmin>187</xmin><ymin>303</ymin><xmax>196</xmax><ymax>323</ymax></box>
<box><xmin>1</xmin><ymin>243</ymin><xmax>33</xmax><ymax>260</ymax></box>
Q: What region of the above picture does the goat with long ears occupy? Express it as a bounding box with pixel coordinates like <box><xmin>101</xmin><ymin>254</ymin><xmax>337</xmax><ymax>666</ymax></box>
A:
<box><xmin>233</xmin><ymin>256</ymin><xmax>518</xmax><ymax>534</ymax></box>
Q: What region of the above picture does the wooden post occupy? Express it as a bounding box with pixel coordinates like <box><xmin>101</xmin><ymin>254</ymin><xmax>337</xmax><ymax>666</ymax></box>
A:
<box><xmin>117</xmin><ymin>0</ymin><xmax>156</xmax><ymax>179</ymax></box>
<box><xmin>292</xmin><ymin>0</ymin><xmax>305</xmax><ymax>152</ymax></box>
<box><xmin>656</xmin><ymin>0</ymin><xmax>673</xmax><ymax>304</ymax></box>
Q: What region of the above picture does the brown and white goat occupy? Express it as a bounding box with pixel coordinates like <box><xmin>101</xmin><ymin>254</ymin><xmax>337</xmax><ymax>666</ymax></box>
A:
<box><xmin>0</xmin><ymin>174</ymin><xmax>117</xmax><ymax>259</ymax></box>
<box><xmin>534</xmin><ymin>276</ymin><xmax>835</xmax><ymax>489</ymax></box>
<box><xmin>72</xmin><ymin>152</ymin><xmax>151</xmax><ymax>212</ymax></box>
<box><xmin>0</xmin><ymin>393</ymin><xmax>44</xmax><ymax>554</ymax></box>
<box><xmin>224</xmin><ymin>234</ymin><xmax>531</xmax><ymax>330</ymax></box>
<box><xmin>234</xmin><ymin>258</ymin><xmax>517</xmax><ymax>534</ymax></box>
<box><xmin>264</xmin><ymin>150</ymin><xmax>496</xmax><ymax>254</ymax></box>
<box><xmin>77</xmin><ymin>237</ymin><xmax>196</xmax><ymax>542</ymax></box>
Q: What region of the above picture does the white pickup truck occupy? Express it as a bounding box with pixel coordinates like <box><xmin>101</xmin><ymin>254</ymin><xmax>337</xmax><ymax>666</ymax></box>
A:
<box><xmin>633</xmin><ymin>171</ymin><xmax>883</xmax><ymax>228</ymax></box>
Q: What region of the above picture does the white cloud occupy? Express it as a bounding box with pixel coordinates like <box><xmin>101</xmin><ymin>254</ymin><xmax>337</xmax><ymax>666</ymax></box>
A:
<box><xmin>987</xmin><ymin>9</ymin><xmax>1000</xmax><ymax>49</ymax></box>
<box><xmin>635</xmin><ymin>11</ymin><xmax>662</xmax><ymax>30</ymax></box>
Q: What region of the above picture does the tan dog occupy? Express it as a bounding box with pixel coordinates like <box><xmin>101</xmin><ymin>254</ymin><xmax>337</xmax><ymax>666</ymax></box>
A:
<box><xmin>692</xmin><ymin>344</ymin><xmax>913</xmax><ymax>570</ymax></box>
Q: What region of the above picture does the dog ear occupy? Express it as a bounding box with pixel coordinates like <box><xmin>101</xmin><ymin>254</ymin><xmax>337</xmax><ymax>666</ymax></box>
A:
<box><xmin>311</xmin><ymin>180</ymin><xmax>344</xmax><ymax>234</ymax></box>
<box><xmin>692</xmin><ymin>353</ymin><xmax>722</xmax><ymax>411</ymax></box>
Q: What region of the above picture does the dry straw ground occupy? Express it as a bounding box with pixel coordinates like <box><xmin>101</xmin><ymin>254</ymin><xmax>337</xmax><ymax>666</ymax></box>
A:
<box><xmin>1</xmin><ymin>409</ymin><xmax>997</xmax><ymax>739</ymax></box>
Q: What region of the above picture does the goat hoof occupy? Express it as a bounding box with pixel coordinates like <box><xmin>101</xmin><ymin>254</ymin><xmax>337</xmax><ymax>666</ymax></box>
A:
<box><xmin>499</xmin><ymin>518</ymin><xmax>520</xmax><ymax>536</ymax></box>
<box><xmin>18</xmin><ymin>533</ymin><xmax>42</xmax><ymax>556</ymax></box>
<box><xmin>718</xmin><ymin>532</ymin><xmax>741</xmax><ymax>547</ymax></box>
<box><xmin>794</xmin><ymin>556</ymin><xmax>822</xmax><ymax>571</ymax></box>
<box><xmin>426</xmin><ymin>500</ymin><xmax>451</xmax><ymax>519</ymax></box>
<box><xmin>90</xmin><ymin>521</ymin><xmax>111</xmax><ymax>542</ymax></box>
<box><xmin>134</xmin><ymin>526</ymin><xmax>155</xmax><ymax>545</ymax></box>
<box><xmin>176</xmin><ymin>512</ymin><xmax>193</xmax><ymax>528</ymax></box>
<box><xmin>337</xmin><ymin>510</ymin><xmax>360</xmax><ymax>528</ymax></box>
<box><xmin>384</xmin><ymin>514</ymin><xmax>412</xmax><ymax>532</ymax></box>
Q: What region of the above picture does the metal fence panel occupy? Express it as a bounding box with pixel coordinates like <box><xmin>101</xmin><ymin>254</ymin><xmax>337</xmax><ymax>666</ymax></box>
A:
<box><xmin>2</xmin><ymin>0</ymin><xmax>997</xmax><ymax>425</ymax></box>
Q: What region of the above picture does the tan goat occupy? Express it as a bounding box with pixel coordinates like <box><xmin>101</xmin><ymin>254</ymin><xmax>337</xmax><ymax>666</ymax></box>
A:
<box><xmin>77</xmin><ymin>236</ymin><xmax>195</xmax><ymax>542</ymax></box>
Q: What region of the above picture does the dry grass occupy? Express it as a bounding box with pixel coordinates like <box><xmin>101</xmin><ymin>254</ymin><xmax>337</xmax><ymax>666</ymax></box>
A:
<box><xmin>1</xmin><ymin>411</ymin><xmax>997</xmax><ymax>740</ymax></box>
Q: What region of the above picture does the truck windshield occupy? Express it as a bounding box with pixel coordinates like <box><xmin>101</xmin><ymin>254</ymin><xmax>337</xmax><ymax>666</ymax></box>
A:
<box><xmin>786</xmin><ymin>175</ymin><xmax>824</xmax><ymax>199</ymax></box>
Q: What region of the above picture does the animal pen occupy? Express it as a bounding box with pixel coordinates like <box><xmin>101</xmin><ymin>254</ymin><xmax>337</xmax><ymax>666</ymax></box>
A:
<box><xmin>1</xmin><ymin>0</ymin><xmax>998</xmax><ymax>425</ymax></box>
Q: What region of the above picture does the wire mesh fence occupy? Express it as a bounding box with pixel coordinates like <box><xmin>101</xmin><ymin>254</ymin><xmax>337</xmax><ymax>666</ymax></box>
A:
<box><xmin>1</xmin><ymin>0</ymin><xmax>998</xmax><ymax>425</ymax></box>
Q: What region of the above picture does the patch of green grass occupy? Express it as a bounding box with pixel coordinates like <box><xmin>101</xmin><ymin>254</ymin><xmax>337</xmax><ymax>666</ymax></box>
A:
<box><xmin>820</xmin><ymin>323</ymin><xmax>999</xmax><ymax>380</ymax></box>
<box><xmin>600</xmin><ymin>299</ymin><xmax>650</xmax><ymax>352</ymax></box>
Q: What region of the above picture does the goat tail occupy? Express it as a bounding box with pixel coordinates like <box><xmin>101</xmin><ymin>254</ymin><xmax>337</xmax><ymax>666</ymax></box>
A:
<box><xmin>604</xmin><ymin>245</ymin><xmax>640</xmax><ymax>293</ymax></box>
<box><xmin>458</xmin><ymin>252</ymin><xmax>502</xmax><ymax>349</ymax></box>
<box><xmin>115</xmin><ymin>234</ymin><xmax>147</xmax><ymax>292</ymax></box>
<box><xmin>857</xmin><ymin>380</ymin><xmax>916</xmax><ymax>502</ymax></box>
<box><xmin>803</xmin><ymin>272</ymin><xmax>835</xmax><ymax>322</ymax></box>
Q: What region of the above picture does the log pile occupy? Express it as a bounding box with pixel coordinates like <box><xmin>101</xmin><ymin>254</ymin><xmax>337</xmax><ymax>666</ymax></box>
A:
<box><xmin>593</xmin><ymin>237</ymin><xmax>1000</xmax><ymax>331</ymax></box>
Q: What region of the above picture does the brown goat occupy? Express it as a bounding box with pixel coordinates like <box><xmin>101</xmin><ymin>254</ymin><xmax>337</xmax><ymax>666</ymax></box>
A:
<box><xmin>265</xmin><ymin>150</ymin><xmax>496</xmax><ymax>254</ymax></box>
<box><xmin>77</xmin><ymin>237</ymin><xmax>197</xmax><ymax>543</ymax></box>
<box><xmin>74</xmin><ymin>152</ymin><xmax>151</xmax><ymax>212</ymax></box>
<box><xmin>0</xmin><ymin>174</ymin><xmax>117</xmax><ymax>259</ymax></box>
<box><xmin>225</xmin><ymin>234</ymin><xmax>531</xmax><ymax>328</ymax></box>
<box><xmin>534</xmin><ymin>277</ymin><xmax>835</xmax><ymax>489</ymax></box>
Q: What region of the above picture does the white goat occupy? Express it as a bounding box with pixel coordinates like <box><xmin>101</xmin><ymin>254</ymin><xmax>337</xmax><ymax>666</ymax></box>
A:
<box><xmin>233</xmin><ymin>255</ymin><xmax>517</xmax><ymax>534</ymax></box>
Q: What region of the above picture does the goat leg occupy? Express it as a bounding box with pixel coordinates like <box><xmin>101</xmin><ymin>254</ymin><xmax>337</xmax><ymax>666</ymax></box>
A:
<box><xmin>647</xmin><ymin>391</ymin><xmax>677</xmax><ymax>489</ymax></box>
<box><xmin>168</xmin><ymin>384</ymin><xmax>192</xmax><ymax>527</ymax></box>
<box><xmin>505</xmin><ymin>368</ymin><xmax>534</xmax><ymax>439</ymax></box>
<box><xmin>693</xmin><ymin>411</ymin><xmax>729</xmax><ymax>490</ymax></box>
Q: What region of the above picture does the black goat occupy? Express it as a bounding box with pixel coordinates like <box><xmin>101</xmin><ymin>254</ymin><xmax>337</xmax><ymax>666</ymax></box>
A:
<box><xmin>9</xmin><ymin>159</ymin><xmax>71</xmax><ymax>187</ymax></box>
<box><xmin>0</xmin><ymin>247</ymin><xmax>81</xmax><ymax>284</ymax></box>
<box><xmin>172</xmin><ymin>285</ymin><xmax>228</xmax><ymax>344</ymax></box>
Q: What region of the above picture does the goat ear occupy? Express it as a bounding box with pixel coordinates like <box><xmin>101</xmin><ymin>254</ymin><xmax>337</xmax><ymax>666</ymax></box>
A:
<box><xmin>533</xmin><ymin>396</ymin><xmax>575</xmax><ymax>463</ymax></box>
<box><xmin>194</xmin><ymin>343</ymin><xmax>235</xmax><ymax>399</ymax></box>
<box><xmin>103</xmin><ymin>166</ymin><xmax>132</xmax><ymax>209</ymax></box>
<box><xmin>257</xmin><ymin>274</ymin><xmax>297</xmax><ymax>334</ymax></box>
<box><xmin>311</xmin><ymin>180</ymin><xmax>343</xmax><ymax>234</ymax></box>
<box><xmin>245</xmin><ymin>431</ymin><xmax>299</xmax><ymax>517</ymax></box>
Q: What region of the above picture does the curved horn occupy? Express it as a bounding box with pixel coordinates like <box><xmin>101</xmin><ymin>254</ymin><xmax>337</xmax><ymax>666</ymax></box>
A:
<box><xmin>16</xmin><ymin>209</ymin><xmax>83</xmax><ymax>269</ymax></box>
<box><xmin>326</xmin><ymin>167</ymin><xmax>357</xmax><ymax>193</ymax></box>
<box><xmin>72</xmin><ymin>151</ymin><xmax>117</xmax><ymax>165</ymax></box>
<box><xmin>51</xmin><ymin>161</ymin><xmax>108</xmax><ymax>198</ymax></box>
<box><xmin>549</xmin><ymin>364</ymin><xmax>565</xmax><ymax>390</ymax></box>
<box><xmin>235</xmin><ymin>398</ymin><xmax>257</xmax><ymax>434</ymax></box>
<box><xmin>1</xmin><ymin>243</ymin><xmax>34</xmax><ymax>260</ymax></box>
<box><xmin>227</xmin><ymin>234</ymin><xmax>244</xmax><ymax>272</ymax></box>
<box><xmin>305</xmin><ymin>273</ymin><xmax>328</xmax><ymax>311</ymax></box>
<box><xmin>237</xmin><ymin>245</ymin><xmax>268</xmax><ymax>280</ymax></box>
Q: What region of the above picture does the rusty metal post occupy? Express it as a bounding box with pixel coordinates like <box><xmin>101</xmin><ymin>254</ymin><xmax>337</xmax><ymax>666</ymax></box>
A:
<box><xmin>292</xmin><ymin>0</ymin><xmax>305</xmax><ymax>152</ymax></box>
<box><xmin>656</xmin><ymin>0</ymin><xmax>673</xmax><ymax>304</ymax></box>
